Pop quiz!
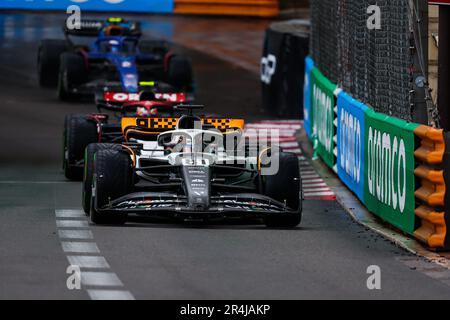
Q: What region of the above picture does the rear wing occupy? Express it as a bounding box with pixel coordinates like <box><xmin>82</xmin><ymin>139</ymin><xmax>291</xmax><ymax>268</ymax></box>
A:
<box><xmin>96</xmin><ymin>92</ymin><xmax>188</xmax><ymax>113</ymax></box>
<box><xmin>64</xmin><ymin>20</ymin><xmax>103</xmax><ymax>37</ymax></box>
<box><xmin>101</xmin><ymin>92</ymin><xmax>187</xmax><ymax>104</ymax></box>
<box><xmin>64</xmin><ymin>19</ymin><xmax>141</xmax><ymax>37</ymax></box>
<box><xmin>121</xmin><ymin>117</ymin><xmax>246</xmax><ymax>140</ymax></box>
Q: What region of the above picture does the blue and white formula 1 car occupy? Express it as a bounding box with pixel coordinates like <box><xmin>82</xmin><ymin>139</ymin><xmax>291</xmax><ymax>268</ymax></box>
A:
<box><xmin>37</xmin><ymin>17</ymin><xmax>193</xmax><ymax>101</ymax></box>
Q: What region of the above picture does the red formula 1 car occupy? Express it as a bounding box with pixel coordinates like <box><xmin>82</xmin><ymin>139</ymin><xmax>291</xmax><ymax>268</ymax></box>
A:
<box><xmin>63</xmin><ymin>90</ymin><xmax>189</xmax><ymax>181</ymax></box>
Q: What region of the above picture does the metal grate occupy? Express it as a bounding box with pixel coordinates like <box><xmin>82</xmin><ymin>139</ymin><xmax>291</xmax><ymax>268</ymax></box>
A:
<box><xmin>310</xmin><ymin>0</ymin><xmax>414</xmax><ymax>121</ymax></box>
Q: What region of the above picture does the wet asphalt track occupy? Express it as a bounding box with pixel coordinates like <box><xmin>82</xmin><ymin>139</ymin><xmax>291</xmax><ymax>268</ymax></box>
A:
<box><xmin>1</xmin><ymin>12</ymin><xmax>450</xmax><ymax>300</ymax></box>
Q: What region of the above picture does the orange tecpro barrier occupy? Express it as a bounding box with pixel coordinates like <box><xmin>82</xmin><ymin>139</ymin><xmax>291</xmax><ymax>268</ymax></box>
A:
<box><xmin>174</xmin><ymin>0</ymin><xmax>279</xmax><ymax>17</ymax></box>
<box><xmin>413</xmin><ymin>126</ymin><xmax>447</xmax><ymax>248</ymax></box>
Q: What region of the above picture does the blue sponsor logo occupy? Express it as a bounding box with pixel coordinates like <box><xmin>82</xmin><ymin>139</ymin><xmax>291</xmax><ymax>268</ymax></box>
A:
<box><xmin>336</xmin><ymin>91</ymin><xmax>368</xmax><ymax>201</ymax></box>
<box><xmin>0</xmin><ymin>0</ymin><xmax>174</xmax><ymax>13</ymax></box>
<box><xmin>303</xmin><ymin>56</ymin><xmax>314</xmax><ymax>138</ymax></box>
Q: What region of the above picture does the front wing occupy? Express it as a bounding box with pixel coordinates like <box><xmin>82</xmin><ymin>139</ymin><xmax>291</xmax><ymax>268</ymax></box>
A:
<box><xmin>95</xmin><ymin>192</ymin><xmax>298</xmax><ymax>219</ymax></box>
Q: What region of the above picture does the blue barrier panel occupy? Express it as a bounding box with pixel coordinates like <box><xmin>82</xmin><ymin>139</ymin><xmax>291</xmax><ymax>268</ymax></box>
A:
<box><xmin>303</xmin><ymin>56</ymin><xmax>314</xmax><ymax>138</ymax></box>
<box><xmin>336</xmin><ymin>91</ymin><xmax>368</xmax><ymax>201</ymax></box>
<box><xmin>0</xmin><ymin>0</ymin><xmax>173</xmax><ymax>13</ymax></box>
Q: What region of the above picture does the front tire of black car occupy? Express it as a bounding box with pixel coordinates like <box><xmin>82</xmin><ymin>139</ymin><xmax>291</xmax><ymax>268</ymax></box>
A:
<box><xmin>58</xmin><ymin>52</ymin><xmax>87</xmax><ymax>101</ymax></box>
<box><xmin>91</xmin><ymin>149</ymin><xmax>133</xmax><ymax>225</ymax></box>
<box><xmin>262</xmin><ymin>152</ymin><xmax>302</xmax><ymax>228</ymax></box>
<box><xmin>83</xmin><ymin>143</ymin><xmax>122</xmax><ymax>215</ymax></box>
<box><xmin>63</xmin><ymin>115</ymin><xmax>98</xmax><ymax>181</ymax></box>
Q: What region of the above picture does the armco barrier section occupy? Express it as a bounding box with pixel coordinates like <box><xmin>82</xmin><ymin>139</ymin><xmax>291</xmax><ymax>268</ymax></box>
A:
<box><xmin>336</xmin><ymin>92</ymin><xmax>367</xmax><ymax>202</ymax></box>
<box><xmin>310</xmin><ymin>67</ymin><xmax>336</xmax><ymax>169</ymax></box>
<box><xmin>0</xmin><ymin>0</ymin><xmax>174</xmax><ymax>13</ymax></box>
<box><xmin>304</xmin><ymin>56</ymin><xmax>449</xmax><ymax>248</ymax></box>
<box><xmin>174</xmin><ymin>0</ymin><xmax>279</xmax><ymax>17</ymax></box>
<box><xmin>363</xmin><ymin>109</ymin><xmax>418</xmax><ymax>235</ymax></box>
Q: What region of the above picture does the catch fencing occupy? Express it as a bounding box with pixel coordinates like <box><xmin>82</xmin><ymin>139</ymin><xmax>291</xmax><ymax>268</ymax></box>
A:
<box><xmin>310</xmin><ymin>0</ymin><xmax>414</xmax><ymax>121</ymax></box>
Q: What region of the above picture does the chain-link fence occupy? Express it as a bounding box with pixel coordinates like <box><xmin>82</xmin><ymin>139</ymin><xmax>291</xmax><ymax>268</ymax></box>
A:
<box><xmin>310</xmin><ymin>0</ymin><xmax>415</xmax><ymax>121</ymax></box>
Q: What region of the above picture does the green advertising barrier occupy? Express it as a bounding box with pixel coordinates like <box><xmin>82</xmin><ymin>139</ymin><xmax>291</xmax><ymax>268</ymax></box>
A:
<box><xmin>310</xmin><ymin>68</ymin><xmax>336</xmax><ymax>169</ymax></box>
<box><xmin>304</xmin><ymin>62</ymin><xmax>450</xmax><ymax>246</ymax></box>
<box><xmin>363</xmin><ymin>109</ymin><xmax>419</xmax><ymax>235</ymax></box>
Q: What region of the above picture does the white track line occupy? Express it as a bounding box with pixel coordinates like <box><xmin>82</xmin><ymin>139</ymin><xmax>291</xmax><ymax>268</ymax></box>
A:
<box><xmin>67</xmin><ymin>256</ymin><xmax>110</xmax><ymax>269</ymax></box>
<box><xmin>55</xmin><ymin>209</ymin><xmax>85</xmax><ymax>218</ymax></box>
<box><xmin>303</xmin><ymin>187</ymin><xmax>333</xmax><ymax>192</ymax></box>
<box><xmin>300</xmin><ymin>170</ymin><xmax>316</xmax><ymax>174</ymax></box>
<box><xmin>59</xmin><ymin>230</ymin><xmax>93</xmax><ymax>240</ymax></box>
<box><xmin>56</xmin><ymin>220</ymin><xmax>90</xmax><ymax>228</ymax></box>
<box><xmin>87</xmin><ymin>290</ymin><xmax>135</xmax><ymax>300</ymax></box>
<box><xmin>304</xmin><ymin>191</ymin><xmax>336</xmax><ymax>197</ymax></box>
<box><xmin>81</xmin><ymin>272</ymin><xmax>123</xmax><ymax>287</ymax></box>
<box><xmin>58</xmin><ymin>229</ymin><xmax>93</xmax><ymax>240</ymax></box>
<box><xmin>302</xmin><ymin>179</ymin><xmax>326</xmax><ymax>184</ymax></box>
<box><xmin>302</xmin><ymin>183</ymin><xmax>328</xmax><ymax>188</ymax></box>
<box><xmin>301</xmin><ymin>174</ymin><xmax>321</xmax><ymax>179</ymax></box>
<box><xmin>55</xmin><ymin>209</ymin><xmax>135</xmax><ymax>300</ymax></box>
<box><xmin>62</xmin><ymin>242</ymin><xmax>100</xmax><ymax>254</ymax></box>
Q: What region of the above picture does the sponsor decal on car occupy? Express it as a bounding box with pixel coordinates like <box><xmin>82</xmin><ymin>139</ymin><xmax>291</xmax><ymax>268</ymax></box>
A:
<box><xmin>103</xmin><ymin>92</ymin><xmax>186</xmax><ymax>103</ymax></box>
<box><xmin>155</xmin><ymin>93</ymin><xmax>186</xmax><ymax>103</ymax></box>
<box><xmin>104</xmin><ymin>92</ymin><xmax>140</xmax><ymax>102</ymax></box>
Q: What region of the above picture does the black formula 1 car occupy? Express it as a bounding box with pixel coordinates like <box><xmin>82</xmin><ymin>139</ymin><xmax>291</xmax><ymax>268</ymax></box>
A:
<box><xmin>83</xmin><ymin>106</ymin><xmax>303</xmax><ymax>227</ymax></box>
<box><xmin>63</xmin><ymin>88</ymin><xmax>190</xmax><ymax>181</ymax></box>
<box><xmin>38</xmin><ymin>17</ymin><xmax>193</xmax><ymax>100</ymax></box>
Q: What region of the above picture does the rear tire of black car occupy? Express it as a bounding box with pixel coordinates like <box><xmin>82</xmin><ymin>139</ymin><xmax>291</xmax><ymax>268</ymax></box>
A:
<box><xmin>58</xmin><ymin>52</ymin><xmax>87</xmax><ymax>101</ymax></box>
<box><xmin>63</xmin><ymin>115</ymin><xmax>98</xmax><ymax>181</ymax></box>
<box><xmin>38</xmin><ymin>39</ymin><xmax>67</xmax><ymax>87</ymax></box>
<box><xmin>167</xmin><ymin>55</ymin><xmax>193</xmax><ymax>90</ymax></box>
<box><xmin>91</xmin><ymin>149</ymin><xmax>133</xmax><ymax>225</ymax></box>
<box><xmin>262</xmin><ymin>152</ymin><xmax>302</xmax><ymax>228</ymax></box>
<box><xmin>83</xmin><ymin>143</ymin><xmax>122</xmax><ymax>215</ymax></box>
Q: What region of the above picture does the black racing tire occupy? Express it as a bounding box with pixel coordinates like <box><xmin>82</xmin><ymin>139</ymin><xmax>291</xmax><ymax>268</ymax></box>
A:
<box><xmin>38</xmin><ymin>39</ymin><xmax>68</xmax><ymax>87</ymax></box>
<box><xmin>139</xmin><ymin>40</ymin><xmax>169</xmax><ymax>57</ymax></box>
<box><xmin>167</xmin><ymin>55</ymin><xmax>193</xmax><ymax>90</ymax></box>
<box><xmin>262</xmin><ymin>152</ymin><xmax>302</xmax><ymax>228</ymax></box>
<box><xmin>91</xmin><ymin>149</ymin><xmax>133</xmax><ymax>225</ymax></box>
<box><xmin>58</xmin><ymin>52</ymin><xmax>87</xmax><ymax>101</ymax></box>
<box><xmin>63</xmin><ymin>115</ymin><xmax>98</xmax><ymax>181</ymax></box>
<box><xmin>82</xmin><ymin>143</ymin><xmax>122</xmax><ymax>215</ymax></box>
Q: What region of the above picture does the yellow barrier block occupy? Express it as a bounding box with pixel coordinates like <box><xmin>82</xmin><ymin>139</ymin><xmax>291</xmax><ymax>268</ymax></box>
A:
<box><xmin>414</xmin><ymin>166</ymin><xmax>445</xmax><ymax>207</ymax></box>
<box><xmin>414</xmin><ymin>125</ymin><xmax>445</xmax><ymax>165</ymax></box>
<box><xmin>414</xmin><ymin>205</ymin><xmax>446</xmax><ymax>248</ymax></box>
<box><xmin>174</xmin><ymin>0</ymin><xmax>279</xmax><ymax>17</ymax></box>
